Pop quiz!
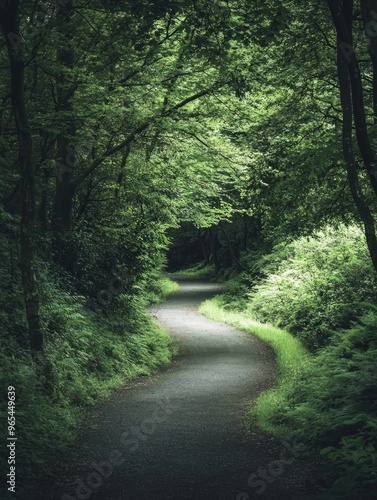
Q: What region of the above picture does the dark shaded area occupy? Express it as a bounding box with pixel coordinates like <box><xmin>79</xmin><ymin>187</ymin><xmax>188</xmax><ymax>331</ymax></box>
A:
<box><xmin>167</xmin><ymin>216</ymin><xmax>262</xmax><ymax>273</ymax></box>
<box><xmin>167</xmin><ymin>224</ymin><xmax>204</xmax><ymax>271</ymax></box>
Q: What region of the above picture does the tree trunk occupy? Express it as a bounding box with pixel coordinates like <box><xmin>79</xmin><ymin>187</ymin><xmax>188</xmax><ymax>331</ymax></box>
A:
<box><xmin>52</xmin><ymin>0</ymin><xmax>75</xmax><ymax>233</ymax></box>
<box><xmin>208</xmin><ymin>227</ymin><xmax>220</xmax><ymax>272</ymax></box>
<box><xmin>360</xmin><ymin>0</ymin><xmax>377</xmax><ymax>123</ymax></box>
<box><xmin>219</xmin><ymin>221</ymin><xmax>246</xmax><ymax>270</ymax></box>
<box><xmin>0</xmin><ymin>3</ymin><xmax>45</xmax><ymax>359</ymax></box>
<box><xmin>327</xmin><ymin>0</ymin><xmax>377</xmax><ymax>196</ymax></box>
<box><xmin>198</xmin><ymin>228</ymin><xmax>210</xmax><ymax>264</ymax></box>
<box><xmin>337</xmin><ymin>1</ymin><xmax>377</xmax><ymax>272</ymax></box>
<box><xmin>243</xmin><ymin>214</ymin><xmax>249</xmax><ymax>251</ymax></box>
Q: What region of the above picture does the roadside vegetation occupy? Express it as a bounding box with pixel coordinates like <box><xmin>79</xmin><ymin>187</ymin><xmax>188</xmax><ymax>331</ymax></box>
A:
<box><xmin>0</xmin><ymin>256</ymin><xmax>177</xmax><ymax>499</ymax></box>
<box><xmin>196</xmin><ymin>225</ymin><xmax>377</xmax><ymax>498</ymax></box>
<box><xmin>199</xmin><ymin>297</ymin><xmax>310</xmax><ymax>435</ymax></box>
<box><xmin>174</xmin><ymin>263</ymin><xmax>217</xmax><ymax>279</ymax></box>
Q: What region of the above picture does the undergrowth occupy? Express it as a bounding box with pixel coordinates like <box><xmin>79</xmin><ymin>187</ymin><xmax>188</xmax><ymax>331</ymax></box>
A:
<box><xmin>271</xmin><ymin>312</ymin><xmax>377</xmax><ymax>499</ymax></box>
<box><xmin>0</xmin><ymin>267</ymin><xmax>177</xmax><ymax>500</ymax></box>
<box><xmin>173</xmin><ymin>262</ymin><xmax>217</xmax><ymax>278</ymax></box>
<box><xmin>201</xmin><ymin>296</ymin><xmax>377</xmax><ymax>498</ymax></box>
<box><xmin>142</xmin><ymin>274</ymin><xmax>179</xmax><ymax>304</ymax></box>
<box><xmin>228</xmin><ymin>225</ymin><xmax>377</xmax><ymax>352</ymax></box>
<box><xmin>201</xmin><ymin>225</ymin><xmax>377</xmax><ymax>498</ymax></box>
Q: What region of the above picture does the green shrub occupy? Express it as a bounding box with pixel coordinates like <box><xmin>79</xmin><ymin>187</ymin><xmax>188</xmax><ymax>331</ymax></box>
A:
<box><xmin>141</xmin><ymin>274</ymin><xmax>179</xmax><ymax>304</ymax></box>
<box><xmin>266</xmin><ymin>311</ymin><xmax>377</xmax><ymax>498</ymax></box>
<box><xmin>221</xmin><ymin>278</ymin><xmax>250</xmax><ymax>311</ymax></box>
<box><xmin>245</xmin><ymin>225</ymin><xmax>377</xmax><ymax>351</ymax></box>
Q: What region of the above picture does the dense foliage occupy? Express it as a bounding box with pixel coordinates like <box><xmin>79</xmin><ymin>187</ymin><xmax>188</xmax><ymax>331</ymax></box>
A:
<box><xmin>1</xmin><ymin>0</ymin><xmax>377</xmax><ymax>498</ymax></box>
<box><xmin>199</xmin><ymin>226</ymin><xmax>377</xmax><ymax>498</ymax></box>
<box><xmin>246</xmin><ymin>226</ymin><xmax>377</xmax><ymax>352</ymax></box>
<box><xmin>271</xmin><ymin>311</ymin><xmax>377</xmax><ymax>498</ymax></box>
<box><xmin>0</xmin><ymin>254</ymin><xmax>177</xmax><ymax>498</ymax></box>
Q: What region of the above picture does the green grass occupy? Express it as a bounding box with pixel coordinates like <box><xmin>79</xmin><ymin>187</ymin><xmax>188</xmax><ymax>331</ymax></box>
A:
<box><xmin>173</xmin><ymin>262</ymin><xmax>217</xmax><ymax>278</ymax></box>
<box><xmin>153</xmin><ymin>276</ymin><xmax>179</xmax><ymax>301</ymax></box>
<box><xmin>146</xmin><ymin>276</ymin><xmax>179</xmax><ymax>304</ymax></box>
<box><xmin>199</xmin><ymin>294</ymin><xmax>310</xmax><ymax>436</ymax></box>
<box><xmin>160</xmin><ymin>276</ymin><xmax>180</xmax><ymax>295</ymax></box>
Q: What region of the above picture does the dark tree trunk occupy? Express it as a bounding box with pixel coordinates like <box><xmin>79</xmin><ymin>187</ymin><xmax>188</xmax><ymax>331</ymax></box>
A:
<box><xmin>198</xmin><ymin>228</ymin><xmax>210</xmax><ymax>264</ymax></box>
<box><xmin>337</xmin><ymin>0</ymin><xmax>377</xmax><ymax>272</ymax></box>
<box><xmin>208</xmin><ymin>227</ymin><xmax>220</xmax><ymax>272</ymax></box>
<box><xmin>243</xmin><ymin>214</ymin><xmax>249</xmax><ymax>251</ymax></box>
<box><xmin>52</xmin><ymin>0</ymin><xmax>75</xmax><ymax>233</ymax></box>
<box><xmin>0</xmin><ymin>3</ymin><xmax>45</xmax><ymax>359</ymax></box>
<box><xmin>219</xmin><ymin>221</ymin><xmax>246</xmax><ymax>270</ymax></box>
<box><xmin>76</xmin><ymin>179</ymin><xmax>93</xmax><ymax>221</ymax></box>
<box><xmin>360</xmin><ymin>0</ymin><xmax>377</xmax><ymax>123</ymax></box>
<box><xmin>327</xmin><ymin>0</ymin><xmax>377</xmax><ymax>196</ymax></box>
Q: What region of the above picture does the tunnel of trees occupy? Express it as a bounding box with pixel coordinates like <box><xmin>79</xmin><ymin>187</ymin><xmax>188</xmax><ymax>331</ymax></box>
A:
<box><xmin>0</xmin><ymin>0</ymin><xmax>377</xmax><ymax>498</ymax></box>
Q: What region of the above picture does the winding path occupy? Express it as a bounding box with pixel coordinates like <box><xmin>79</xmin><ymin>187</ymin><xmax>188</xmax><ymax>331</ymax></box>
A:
<box><xmin>42</xmin><ymin>277</ymin><xmax>322</xmax><ymax>500</ymax></box>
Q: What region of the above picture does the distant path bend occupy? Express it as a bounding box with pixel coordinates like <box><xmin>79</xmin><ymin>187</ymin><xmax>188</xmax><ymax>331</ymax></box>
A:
<box><xmin>43</xmin><ymin>277</ymin><xmax>323</xmax><ymax>500</ymax></box>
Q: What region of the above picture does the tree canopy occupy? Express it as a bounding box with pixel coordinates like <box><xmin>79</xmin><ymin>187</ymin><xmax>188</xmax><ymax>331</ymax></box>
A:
<box><xmin>1</xmin><ymin>1</ymin><xmax>377</xmax><ymax>498</ymax></box>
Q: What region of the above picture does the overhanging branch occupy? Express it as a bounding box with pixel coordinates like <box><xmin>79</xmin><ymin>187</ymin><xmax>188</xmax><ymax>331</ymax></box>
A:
<box><xmin>73</xmin><ymin>87</ymin><xmax>212</xmax><ymax>188</ymax></box>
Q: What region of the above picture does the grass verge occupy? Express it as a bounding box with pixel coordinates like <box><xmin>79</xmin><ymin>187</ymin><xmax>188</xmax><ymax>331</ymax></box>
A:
<box><xmin>199</xmin><ymin>294</ymin><xmax>310</xmax><ymax>436</ymax></box>
<box><xmin>145</xmin><ymin>275</ymin><xmax>180</xmax><ymax>304</ymax></box>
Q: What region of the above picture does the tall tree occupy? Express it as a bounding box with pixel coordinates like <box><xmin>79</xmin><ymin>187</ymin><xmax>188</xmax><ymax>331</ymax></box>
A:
<box><xmin>52</xmin><ymin>0</ymin><xmax>76</xmax><ymax>235</ymax></box>
<box><xmin>0</xmin><ymin>1</ymin><xmax>45</xmax><ymax>361</ymax></box>
<box><xmin>336</xmin><ymin>0</ymin><xmax>377</xmax><ymax>272</ymax></box>
<box><xmin>327</xmin><ymin>0</ymin><xmax>377</xmax><ymax>196</ymax></box>
<box><xmin>327</xmin><ymin>0</ymin><xmax>377</xmax><ymax>271</ymax></box>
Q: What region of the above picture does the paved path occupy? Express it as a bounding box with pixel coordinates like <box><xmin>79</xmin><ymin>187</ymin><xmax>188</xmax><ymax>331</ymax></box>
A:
<box><xmin>41</xmin><ymin>277</ymin><xmax>323</xmax><ymax>500</ymax></box>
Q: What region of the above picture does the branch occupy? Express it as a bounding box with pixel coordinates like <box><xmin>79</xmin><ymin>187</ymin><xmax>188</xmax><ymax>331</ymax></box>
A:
<box><xmin>73</xmin><ymin>88</ymin><xmax>211</xmax><ymax>188</ymax></box>
<box><xmin>181</xmin><ymin>130</ymin><xmax>244</xmax><ymax>169</ymax></box>
<box><xmin>164</xmin><ymin>88</ymin><xmax>210</xmax><ymax>115</ymax></box>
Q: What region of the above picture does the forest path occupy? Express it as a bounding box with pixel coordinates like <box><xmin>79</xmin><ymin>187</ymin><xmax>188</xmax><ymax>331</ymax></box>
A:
<box><xmin>42</xmin><ymin>277</ymin><xmax>323</xmax><ymax>500</ymax></box>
